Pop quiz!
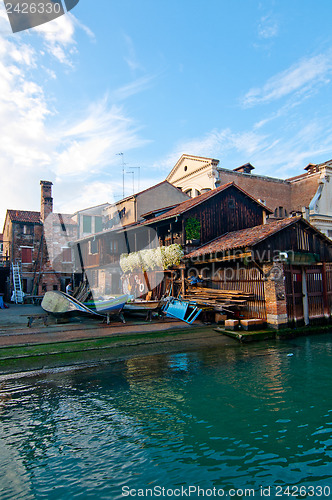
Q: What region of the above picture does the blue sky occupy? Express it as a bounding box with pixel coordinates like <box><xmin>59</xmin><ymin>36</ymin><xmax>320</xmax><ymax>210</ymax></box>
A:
<box><xmin>1</xmin><ymin>0</ymin><xmax>332</xmax><ymax>226</ymax></box>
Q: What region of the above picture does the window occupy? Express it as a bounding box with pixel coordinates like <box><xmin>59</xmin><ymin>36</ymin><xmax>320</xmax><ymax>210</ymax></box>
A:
<box><xmin>0</xmin><ymin>243</ymin><xmax>3</xmax><ymax>253</ymax></box>
<box><xmin>328</xmin><ymin>230</ymin><xmax>332</xmax><ymax>238</ymax></box>
<box><xmin>89</xmin><ymin>239</ymin><xmax>98</xmax><ymax>255</ymax></box>
<box><xmin>109</xmin><ymin>240</ymin><xmax>118</xmax><ymax>254</ymax></box>
<box><xmin>95</xmin><ymin>216</ymin><xmax>103</xmax><ymax>233</ymax></box>
<box><xmin>61</xmin><ymin>247</ymin><xmax>72</xmax><ymax>262</ymax></box>
<box><xmin>21</xmin><ymin>247</ymin><xmax>32</xmax><ymax>263</ymax></box>
<box><xmin>83</xmin><ymin>215</ymin><xmax>92</xmax><ymax>233</ymax></box>
<box><xmin>185</xmin><ymin>189</ymin><xmax>192</xmax><ymax>198</ymax></box>
<box><xmin>22</xmin><ymin>224</ymin><xmax>33</xmax><ymax>235</ymax></box>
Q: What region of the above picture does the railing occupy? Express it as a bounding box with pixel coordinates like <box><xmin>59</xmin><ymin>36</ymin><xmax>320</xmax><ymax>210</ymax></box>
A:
<box><xmin>0</xmin><ymin>256</ymin><xmax>10</xmax><ymax>267</ymax></box>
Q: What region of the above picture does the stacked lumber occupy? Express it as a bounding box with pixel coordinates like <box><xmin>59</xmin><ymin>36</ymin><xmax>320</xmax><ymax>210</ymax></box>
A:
<box><xmin>183</xmin><ymin>286</ymin><xmax>253</xmax><ymax>312</ymax></box>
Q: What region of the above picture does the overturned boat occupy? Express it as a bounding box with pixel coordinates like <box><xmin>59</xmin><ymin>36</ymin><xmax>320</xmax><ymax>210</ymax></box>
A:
<box><xmin>41</xmin><ymin>291</ymin><xmax>128</xmax><ymax>323</ymax></box>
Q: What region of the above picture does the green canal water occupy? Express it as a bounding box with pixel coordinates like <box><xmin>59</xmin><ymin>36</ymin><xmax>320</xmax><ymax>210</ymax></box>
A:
<box><xmin>0</xmin><ymin>334</ymin><xmax>332</xmax><ymax>499</ymax></box>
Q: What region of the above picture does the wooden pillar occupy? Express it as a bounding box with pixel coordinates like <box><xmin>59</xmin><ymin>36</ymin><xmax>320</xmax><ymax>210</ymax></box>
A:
<box><xmin>322</xmin><ymin>262</ymin><xmax>330</xmax><ymax>319</ymax></box>
<box><xmin>179</xmin><ymin>265</ymin><xmax>186</xmax><ymax>297</ymax></box>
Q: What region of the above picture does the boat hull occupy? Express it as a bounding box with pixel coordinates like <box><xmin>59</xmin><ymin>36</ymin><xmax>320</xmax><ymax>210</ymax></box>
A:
<box><xmin>124</xmin><ymin>300</ymin><xmax>160</xmax><ymax>313</ymax></box>
<box><xmin>85</xmin><ymin>295</ymin><xmax>129</xmax><ymax>314</ymax></box>
<box><xmin>41</xmin><ymin>291</ymin><xmax>101</xmax><ymax>316</ymax></box>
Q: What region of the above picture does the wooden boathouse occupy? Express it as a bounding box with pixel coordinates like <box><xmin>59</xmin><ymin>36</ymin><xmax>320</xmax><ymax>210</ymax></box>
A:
<box><xmin>71</xmin><ymin>182</ymin><xmax>271</xmax><ymax>296</ymax></box>
<box><xmin>184</xmin><ymin>217</ymin><xmax>332</xmax><ymax>328</ymax></box>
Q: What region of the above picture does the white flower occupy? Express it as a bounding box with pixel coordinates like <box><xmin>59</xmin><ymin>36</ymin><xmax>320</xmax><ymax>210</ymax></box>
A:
<box><xmin>120</xmin><ymin>244</ymin><xmax>183</xmax><ymax>272</ymax></box>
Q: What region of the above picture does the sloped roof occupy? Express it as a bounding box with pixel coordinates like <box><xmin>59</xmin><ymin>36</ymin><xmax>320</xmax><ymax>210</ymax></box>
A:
<box><xmin>49</xmin><ymin>213</ymin><xmax>77</xmax><ymax>226</ymax></box>
<box><xmin>116</xmin><ymin>180</ymin><xmax>182</xmax><ymax>204</ymax></box>
<box><xmin>6</xmin><ymin>210</ymin><xmax>77</xmax><ymax>226</ymax></box>
<box><xmin>7</xmin><ymin>210</ymin><xmax>41</xmax><ymax>224</ymax></box>
<box><xmin>144</xmin><ymin>182</ymin><xmax>272</xmax><ymax>225</ymax></box>
<box><xmin>185</xmin><ymin>217</ymin><xmax>304</xmax><ymax>259</ymax></box>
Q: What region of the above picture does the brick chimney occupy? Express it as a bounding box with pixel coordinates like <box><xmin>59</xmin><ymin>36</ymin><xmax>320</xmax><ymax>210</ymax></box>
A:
<box><xmin>233</xmin><ymin>163</ymin><xmax>255</xmax><ymax>174</ymax></box>
<box><xmin>40</xmin><ymin>180</ymin><xmax>53</xmax><ymax>222</ymax></box>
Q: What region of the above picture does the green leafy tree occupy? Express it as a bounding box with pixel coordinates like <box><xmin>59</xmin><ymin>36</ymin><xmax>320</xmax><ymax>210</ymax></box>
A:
<box><xmin>185</xmin><ymin>218</ymin><xmax>201</xmax><ymax>241</ymax></box>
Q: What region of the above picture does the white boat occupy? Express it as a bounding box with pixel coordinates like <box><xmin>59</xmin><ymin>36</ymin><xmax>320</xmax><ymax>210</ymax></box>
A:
<box><xmin>124</xmin><ymin>299</ymin><xmax>160</xmax><ymax>320</ymax></box>
<box><xmin>42</xmin><ymin>291</ymin><xmax>129</xmax><ymax>323</ymax></box>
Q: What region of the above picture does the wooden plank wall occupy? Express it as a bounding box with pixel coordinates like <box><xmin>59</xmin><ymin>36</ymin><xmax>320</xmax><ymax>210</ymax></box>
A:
<box><xmin>207</xmin><ymin>265</ymin><xmax>267</xmax><ymax>319</ymax></box>
<box><xmin>183</xmin><ymin>186</ymin><xmax>264</xmax><ymax>245</ymax></box>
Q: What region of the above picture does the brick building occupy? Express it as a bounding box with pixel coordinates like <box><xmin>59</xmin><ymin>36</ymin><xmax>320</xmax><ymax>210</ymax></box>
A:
<box><xmin>2</xmin><ymin>181</ymin><xmax>76</xmax><ymax>299</ymax></box>
<box><xmin>166</xmin><ymin>155</ymin><xmax>332</xmax><ymax>237</ymax></box>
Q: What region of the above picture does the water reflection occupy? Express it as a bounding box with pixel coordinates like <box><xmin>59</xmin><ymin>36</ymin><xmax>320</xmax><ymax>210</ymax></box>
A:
<box><xmin>0</xmin><ymin>335</ymin><xmax>332</xmax><ymax>499</ymax></box>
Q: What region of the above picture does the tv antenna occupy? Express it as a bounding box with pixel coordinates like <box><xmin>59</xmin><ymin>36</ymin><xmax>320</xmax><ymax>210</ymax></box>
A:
<box><xmin>131</xmin><ymin>166</ymin><xmax>141</xmax><ymax>193</ymax></box>
<box><xmin>116</xmin><ymin>153</ymin><xmax>126</xmax><ymax>198</ymax></box>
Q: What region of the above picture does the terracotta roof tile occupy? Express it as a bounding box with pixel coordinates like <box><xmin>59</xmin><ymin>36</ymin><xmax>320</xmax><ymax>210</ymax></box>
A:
<box><xmin>185</xmin><ymin>217</ymin><xmax>303</xmax><ymax>259</ymax></box>
<box><xmin>7</xmin><ymin>210</ymin><xmax>41</xmax><ymax>223</ymax></box>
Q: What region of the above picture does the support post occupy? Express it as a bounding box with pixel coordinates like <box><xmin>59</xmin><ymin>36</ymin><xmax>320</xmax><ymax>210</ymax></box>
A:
<box><xmin>263</xmin><ymin>262</ymin><xmax>288</xmax><ymax>329</ymax></box>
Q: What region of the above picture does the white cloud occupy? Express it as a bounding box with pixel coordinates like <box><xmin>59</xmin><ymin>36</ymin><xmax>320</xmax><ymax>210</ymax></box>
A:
<box><xmin>54</xmin><ymin>99</ymin><xmax>149</xmax><ymax>180</ymax></box>
<box><xmin>156</xmin><ymin>128</ymin><xmax>269</xmax><ymax>172</ymax></box>
<box><xmin>56</xmin><ymin>181</ymin><xmax>114</xmax><ymax>215</ymax></box>
<box><xmin>242</xmin><ymin>53</ymin><xmax>332</xmax><ymax>107</ymax></box>
<box><xmin>123</xmin><ymin>34</ymin><xmax>143</xmax><ymax>73</ymax></box>
<box><xmin>0</xmin><ymin>11</ymin><xmax>148</xmax><ymax>228</ymax></box>
<box><xmin>257</xmin><ymin>15</ymin><xmax>279</xmax><ymax>39</ymax></box>
<box><xmin>112</xmin><ymin>74</ymin><xmax>157</xmax><ymax>101</ymax></box>
<box><xmin>35</xmin><ymin>13</ymin><xmax>77</xmax><ymax>64</ymax></box>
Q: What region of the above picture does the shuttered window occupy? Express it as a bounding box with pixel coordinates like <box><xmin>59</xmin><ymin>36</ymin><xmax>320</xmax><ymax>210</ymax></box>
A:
<box><xmin>95</xmin><ymin>216</ymin><xmax>103</xmax><ymax>233</ymax></box>
<box><xmin>21</xmin><ymin>247</ymin><xmax>32</xmax><ymax>263</ymax></box>
<box><xmin>83</xmin><ymin>215</ymin><xmax>92</xmax><ymax>233</ymax></box>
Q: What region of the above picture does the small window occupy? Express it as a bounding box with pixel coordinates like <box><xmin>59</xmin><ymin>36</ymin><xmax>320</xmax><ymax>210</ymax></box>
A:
<box><xmin>109</xmin><ymin>240</ymin><xmax>118</xmax><ymax>254</ymax></box>
<box><xmin>89</xmin><ymin>239</ymin><xmax>98</xmax><ymax>255</ymax></box>
<box><xmin>185</xmin><ymin>189</ymin><xmax>192</xmax><ymax>198</ymax></box>
<box><xmin>53</xmin><ymin>285</ymin><xmax>58</xmax><ymax>291</ymax></box>
<box><xmin>328</xmin><ymin>230</ymin><xmax>332</xmax><ymax>238</ymax></box>
<box><xmin>184</xmin><ymin>165</ymin><xmax>188</xmax><ymax>171</ymax></box>
<box><xmin>21</xmin><ymin>247</ymin><xmax>32</xmax><ymax>263</ymax></box>
<box><xmin>61</xmin><ymin>247</ymin><xmax>72</xmax><ymax>263</ymax></box>
<box><xmin>95</xmin><ymin>216</ymin><xmax>103</xmax><ymax>233</ymax></box>
<box><xmin>83</xmin><ymin>215</ymin><xmax>92</xmax><ymax>233</ymax></box>
<box><xmin>22</xmin><ymin>225</ymin><xmax>33</xmax><ymax>235</ymax></box>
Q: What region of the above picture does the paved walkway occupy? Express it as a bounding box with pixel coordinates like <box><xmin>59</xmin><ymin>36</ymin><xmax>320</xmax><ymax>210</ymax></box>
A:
<box><xmin>0</xmin><ymin>303</ymin><xmax>199</xmax><ymax>348</ymax></box>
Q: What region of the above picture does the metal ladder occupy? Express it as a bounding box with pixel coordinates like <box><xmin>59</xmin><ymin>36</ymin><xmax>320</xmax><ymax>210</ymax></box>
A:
<box><xmin>12</xmin><ymin>262</ymin><xmax>24</xmax><ymax>303</ymax></box>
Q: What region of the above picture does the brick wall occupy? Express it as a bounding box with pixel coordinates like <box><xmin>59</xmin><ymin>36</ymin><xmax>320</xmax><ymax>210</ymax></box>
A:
<box><xmin>290</xmin><ymin>173</ymin><xmax>320</xmax><ymax>212</ymax></box>
<box><xmin>263</xmin><ymin>262</ymin><xmax>288</xmax><ymax>328</ymax></box>
<box><xmin>218</xmin><ymin>170</ymin><xmax>292</xmax><ymax>213</ymax></box>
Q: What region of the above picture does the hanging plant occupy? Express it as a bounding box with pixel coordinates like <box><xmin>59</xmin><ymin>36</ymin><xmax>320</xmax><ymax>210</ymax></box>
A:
<box><xmin>185</xmin><ymin>217</ymin><xmax>201</xmax><ymax>241</ymax></box>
